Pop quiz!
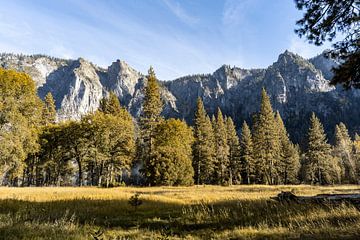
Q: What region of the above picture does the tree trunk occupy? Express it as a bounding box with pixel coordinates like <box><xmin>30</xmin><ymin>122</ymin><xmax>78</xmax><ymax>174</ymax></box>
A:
<box><xmin>197</xmin><ymin>151</ymin><xmax>201</xmax><ymax>185</ymax></box>
<box><xmin>98</xmin><ymin>161</ymin><xmax>104</xmax><ymax>187</ymax></box>
<box><xmin>76</xmin><ymin>156</ymin><xmax>83</xmax><ymax>186</ymax></box>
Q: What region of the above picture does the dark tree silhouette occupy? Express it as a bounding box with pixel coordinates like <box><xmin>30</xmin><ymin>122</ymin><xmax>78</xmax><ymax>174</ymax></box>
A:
<box><xmin>295</xmin><ymin>0</ymin><xmax>359</xmax><ymax>89</ymax></box>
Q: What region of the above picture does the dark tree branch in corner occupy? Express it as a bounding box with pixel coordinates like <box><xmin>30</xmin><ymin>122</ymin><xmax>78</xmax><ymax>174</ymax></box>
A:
<box><xmin>295</xmin><ymin>0</ymin><xmax>360</xmax><ymax>89</ymax></box>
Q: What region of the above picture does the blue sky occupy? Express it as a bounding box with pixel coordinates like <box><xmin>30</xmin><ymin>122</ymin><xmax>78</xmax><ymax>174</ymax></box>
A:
<box><xmin>0</xmin><ymin>0</ymin><xmax>331</xmax><ymax>79</ymax></box>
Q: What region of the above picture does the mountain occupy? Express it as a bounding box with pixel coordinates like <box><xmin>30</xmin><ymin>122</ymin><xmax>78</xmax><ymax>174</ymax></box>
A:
<box><xmin>0</xmin><ymin>53</ymin><xmax>178</xmax><ymax>120</ymax></box>
<box><xmin>1</xmin><ymin>51</ymin><xmax>359</xmax><ymax>144</ymax></box>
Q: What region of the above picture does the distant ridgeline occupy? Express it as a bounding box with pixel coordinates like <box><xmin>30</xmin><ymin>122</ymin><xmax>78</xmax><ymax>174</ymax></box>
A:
<box><xmin>0</xmin><ymin>65</ymin><xmax>360</xmax><ymax>187</ymax></box>
<box><xmin>1</xmin><ymin>50</ymin><xmax>360</xmax><ymax>146</ymax></box>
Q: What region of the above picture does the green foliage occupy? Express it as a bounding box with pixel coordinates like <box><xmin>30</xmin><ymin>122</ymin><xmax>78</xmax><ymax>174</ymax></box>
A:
<box><xmin>42</xmin><ymin>92</ymin><xmax>56</xmax><ymax>125</ymax></box>
<box><xmin>353</xmin><ymin>133</ymin><xmax>360</xmax><ymax>181</ymax></box>
<box><xmin>0</xmin><ymin>68</ymin><xmax>43</xmax><ymax>184</ymax></box>
<box><xmin>37</xmin><ymin>122</ymin><xmax>74</xmax><ymax>186</ymax></box>
<box><xmin>239</xmin><ymin>121</ymin><xmax>255</xmax><ymax>184</ymax></box>
<box><xmin>213</xmin><ymin>108</ymin><xmax>230</xmax><ymax>185</ymax></box>
<box><xmin>226</xmin><ymin>117</ymin><xmax>240</xmax><ymax>185</ymax></box>
<box><xmin>83</xmin><ymin>110</ymin><xmax>135</xmax><ymax>187</ymax></box>
<box><xmin>142</xmin><ymin>67</ymin><xmax>163</xmax><ymax>121</ymax></box>
<box><xmin>252</xmin><ymin>88</ymin><xmax>280</xmax><ymax>184</ymax></box>
<box><xmin>304</xmin><ymin>113</ymin><xmax>341</xmax><ymax>184</ymax></box>
<box><xmin>275</xmin><ymin>112</ymin><xmax>300</xmax><ymax>184</ymax></box>
<box><xmin>35</xmin><ymin>106</ymin><xmax>135</xmax><ymax>187</ymax></box>
<box><xmin>139</xmin><ymin>67</ymin><xmax>164</xmax><ymax>185</ymax></box>
<box><xmin>334</xmin><ymin>122</ymin><xmax>356</xmax><ymax>183</ymax></box>
<box><xmin>147</xmin><ymin>119</ymin><xmax>194</xmax><ymax>186</ymax></box>
<box><xmin>128</xmin><ymin>193</ymin><xmax>143</xmax><ymax>209</ymax></box>
<box><xmin>99</xmin><ymin>91</ymin><xmax>122</xmax><ymax>115</ymax></box>
<box><xmin>295</xmin><ymin>0</ymin><xmax>359</xmax><ymax>89</ymax></box>
<box><xmin>192</xmin><ymin>98</ymin><xmax>216</xmax><ymax>184</ymax></box>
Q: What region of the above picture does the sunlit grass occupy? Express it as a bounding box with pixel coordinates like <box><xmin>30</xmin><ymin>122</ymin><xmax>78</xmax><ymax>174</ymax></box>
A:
<box><xmin>0</xmin><ymin>185</ymin><xmax>360</xmax><ymax>239</ymax></box>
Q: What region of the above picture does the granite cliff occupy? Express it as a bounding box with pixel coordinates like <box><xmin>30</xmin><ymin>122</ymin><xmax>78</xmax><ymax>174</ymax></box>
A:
<box><xmin>1</xmin><ymin>51</ymin><xmax>359</xmax><ymax>143</ymax></box>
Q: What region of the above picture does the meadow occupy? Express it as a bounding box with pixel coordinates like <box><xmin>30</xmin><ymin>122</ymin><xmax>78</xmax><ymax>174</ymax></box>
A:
<box><xmin>0</xmin><ymin>185</ymin><xmax>360</xmax><ymax>239</ymax></box>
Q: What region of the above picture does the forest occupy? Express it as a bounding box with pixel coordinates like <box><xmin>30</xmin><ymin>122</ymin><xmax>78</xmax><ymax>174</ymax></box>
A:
<box><xmin>1</xmin><ymin>66</ymin><xmax>359</xmax><ymax>187</ymax></box>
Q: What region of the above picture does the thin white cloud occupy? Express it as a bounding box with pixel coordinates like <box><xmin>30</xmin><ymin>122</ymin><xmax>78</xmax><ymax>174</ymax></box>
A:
<box><xmin>222</xmin><ymin>0</ymin><xmax>253</xmax><ymax>27</ymax></box>
<box><xmin>162</xmin><ymin>0</ymin><xmax>198</xmax><ymax>26</ymax></box>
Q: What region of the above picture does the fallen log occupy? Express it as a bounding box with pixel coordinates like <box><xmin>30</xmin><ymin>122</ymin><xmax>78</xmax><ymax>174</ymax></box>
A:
<box><xmin>271</xmin><ymin>191</ymin><xmax>360</xmax><ymax>205</ymax></box>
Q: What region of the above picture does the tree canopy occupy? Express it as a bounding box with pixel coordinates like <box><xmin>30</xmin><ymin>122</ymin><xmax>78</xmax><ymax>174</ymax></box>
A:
<box><xmin>295</xmin><ymin>0</ymin><xmax>359</xmax><ymax>89</ymax></box>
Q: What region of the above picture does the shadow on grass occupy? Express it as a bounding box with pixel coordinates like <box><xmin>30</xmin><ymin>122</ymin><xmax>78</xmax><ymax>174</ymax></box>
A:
<box><xmin>0</xmin><ymin>198</ymin><xmax>360</xmax><ymax>239</ymax></box>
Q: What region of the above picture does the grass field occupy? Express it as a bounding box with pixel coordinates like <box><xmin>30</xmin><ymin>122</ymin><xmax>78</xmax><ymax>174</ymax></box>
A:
<box><xmin>1</xmin><ymin>185</ymin><xmax>360</xmax><ymax>239</ymax></box>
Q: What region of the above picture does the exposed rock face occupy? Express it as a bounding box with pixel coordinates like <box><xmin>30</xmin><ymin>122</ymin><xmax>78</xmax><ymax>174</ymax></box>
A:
<box><xmin>0</xmin><ymin>53</ymin><xmax>178</xmax><ymax>120</ymax></box>
<box><xmin>1</xmin><ymin>51</ymin><xmax>359</xmax><ymax>144</ymax></box>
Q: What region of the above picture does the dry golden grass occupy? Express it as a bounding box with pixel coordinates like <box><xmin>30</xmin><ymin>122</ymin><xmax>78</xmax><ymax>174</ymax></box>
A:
<box><xmin>1</xmin><ymin>184</ymin><xmax>359</xmax><ymax>202</ymax></box>
<box><xmin>0</xmin><ymin>185</ymin><xmax>360</xmax><ymax>239</ymax></box>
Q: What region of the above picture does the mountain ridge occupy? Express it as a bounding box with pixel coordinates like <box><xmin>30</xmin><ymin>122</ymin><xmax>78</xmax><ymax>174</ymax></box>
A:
<box><xmin>1</xmin><ymin>50</ymin><xmax>359</xmax><ymax>144</ymax></box>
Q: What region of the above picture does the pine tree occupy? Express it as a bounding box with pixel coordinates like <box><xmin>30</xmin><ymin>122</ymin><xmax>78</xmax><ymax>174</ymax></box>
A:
<box><xmin>275</xmin><ymin>112</ymin><xmax>300</xmax><ymax>184</ymax></box>
<box><xmin>334</xmin><ymin>122</ymin><xmax>356</xmax><ymax>183</ymax></box>
<box><xmin>239</xmin><ymin>121</ymin><xmax>254</xmax><ymax>184</ymax></box>
<box><xmin>42</xmin><ymin>92</ymin><xmax>56</xmax><ymax>125</ymax></box>
<box><xmin>192</xmin><ymin>98</ymin><xmax>216</xmax><ymax>184</ymax></box>
<box><xmin>139</xmin><ymin>67</ymin><xmax>163</xmax><ymax>185</ymax></box>
<box><xmin>226</xmin><ymin>117</ymin><xmax>240</xmax><ymax>185</ymax></box>
<box><xmin>213</xmin><ymin>108</ymin><xmax>230</xmax><ymax>185</ymax></box>
<box><xmin>252</xmin><ymin>88</ymin><xmax>280</xmax><ymax>184</ymax></box>
<box><xmin>99</xmin><ymin>92</ymin><xmax>122</xmax><ymax>115</ymax></box>
<box><xmin>305</xmin><ymin>113</ymin><xmax>340</xmax><ymax>185</ymax></box>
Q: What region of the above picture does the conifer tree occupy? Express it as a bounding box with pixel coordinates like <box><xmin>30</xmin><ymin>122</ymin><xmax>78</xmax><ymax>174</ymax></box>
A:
<box><xmin>239</xmin><ymin>121</ymin><xmax>254</xmax><ymax>184</ymax></box>
<box><xmin>252</xmin><ymin>88</ymin><xmax>280</xmax><ymax>184</ymax></box>
<box><xmin>304</xmin><ymin>113</ymin><xmax>340</xmax><ymax>185</ymax></box>
<box><xmin>334</xmin><ymin>122</ymin><xmax>356</xmax><ymax>183</ymax></box>
<box><xmin>275</xmin><ymin>112</ymin><xmax>300</xmax><ymax>184</ymax></box>
<box><xmin>139</xmin><ymin>67</ymin><xmax>163</xmax><ymax>185</ymax></box>
<box><xmin>42</xmin><ymin>92</ymin><xmax>56</xmax><ymax>125</ymax></box>
<box><xmin>192</xmin><ymin>98</ymin><xmax>216</xmax><ymax>184</ymax></box>
<box><xmin>213</xmin><ymin>108</ymin><xmax>230</xmax><ymax>185</ymax></box>
<box><xmin>99</xmin><ymin>92</ymin><xmax>122</xmax><ymax>115</ymax></box>
<box><xmin>226</xmin><ymin>117</ymin><xmax>240</xmax><ymax>185</ymax></box>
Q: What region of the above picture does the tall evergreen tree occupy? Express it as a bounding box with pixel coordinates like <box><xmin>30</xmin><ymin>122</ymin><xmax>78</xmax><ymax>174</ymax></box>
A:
<box><xmin>252</xmin><ymin>88</ymin><xmax>280</xmax><ymax>184</ymax></box>
<box><xmin>192</xmin><ymin>98</ymin><xmax>216</xmax><ymax>184</ymax></box>
<box><xmin>213</xmin><ymin>108</ymin><xmax>230</xmax><ymax>185</ymax></box>
<box><xmin>304</xmin><ymin>113</ymin><xmax>340</xmax><ymax>185</ymax></box>
<box><xmin>139</xmin><ymin>67</ymin><xmax>163</xmax><ymax>185</ymax></box>
<box><xmin>42</xmin><ymin>92</ymin><xmax>56</xmax><ymax>125</ymax></box>
<box><xmin>239</xmin><ymin>121</ymin><xmax>254</xmax><ymax>184</ymax></box>
<box><xmin>275</xmin><ymin>112</ymin><xmax>300</xmax><ymax>184</ymax></box>
<box><xmin>99</xmin><ymin>92</ymin><xmax>122</xmax><ymax>115</ymax></box>
<box><xmin>226</xmin><ymin>117</ymin><xmax>240</xmax><ymax>185</ymax></box>
<box><xmin>334</xmin><ymin>122</ymin><xmax>356</xmax><ymax>183</ymax></box>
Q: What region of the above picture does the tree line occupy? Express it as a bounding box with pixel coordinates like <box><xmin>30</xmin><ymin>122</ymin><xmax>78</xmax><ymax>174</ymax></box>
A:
<box><xmin>1</xmin><ymin>67</ymin><xmax>360</xmax><ymax>186</ymax></box>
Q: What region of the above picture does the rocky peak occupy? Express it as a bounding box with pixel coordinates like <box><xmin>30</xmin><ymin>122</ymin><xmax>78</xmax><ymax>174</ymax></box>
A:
<box><xmin>309</xmin><ymin>51</ymin><xmax>339</xmax><ymax>80</ymax></box>
<box><xmin>104</xmin><ymin>59</ymin><xmax>142</xmax><ymax>106</ymax></box>
<box><xmin>2</xmin><ymin>51</ymin><xmax>360</xmax><ymax>145</ymax></box>
<box><xmin>269</xmin><ymin>50</ymin><xmax>333</xmax><ymax>93</ymax></box>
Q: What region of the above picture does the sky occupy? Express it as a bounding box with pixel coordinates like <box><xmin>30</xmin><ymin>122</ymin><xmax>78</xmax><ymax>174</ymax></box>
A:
<box><xmin>0</xmin><ymin>0</ymin><xmax>332</xmax><ymax>80</ymax></box>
